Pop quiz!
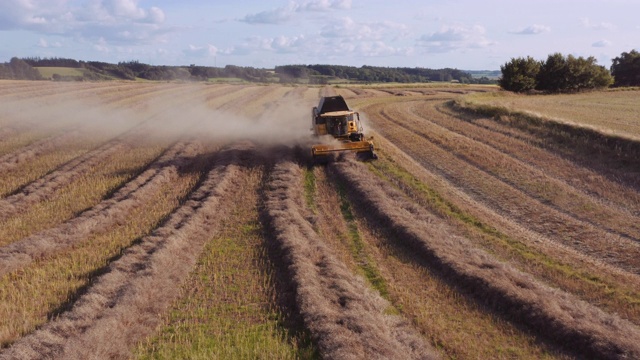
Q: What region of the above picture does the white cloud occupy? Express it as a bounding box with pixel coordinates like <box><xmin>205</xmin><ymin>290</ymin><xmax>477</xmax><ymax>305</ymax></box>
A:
<box><xmin>419</xmin><ymin>24</ymin><xmax>494</xmax><ymax>53</ymax></box>
<box><xmin>146</xmin><ymin>7</ymin><xmax>166</xmax><ymax>24</ymax></box>
<box><xmin>0</xmin><ymin>0</ymin><xmax>70</xmax><ymax>30</ymax></box>
<box><xmin>82</xmin><ymin>0</ymin><xmax>166</xmax><ymax>25</ymax></box>
<box><xmin>592</xmin><ymin>39</ymin><xmax>612</xmax><ymax>47</ymax></box>
<box><xmin>581</xmin><ymin>18</ymin><xmax>615</xmax><ymax>30</ymax></box>
<box><xmin>226</xmin><ymin>35</ymin><xmax>307</xmax><ymax>55</ymax></box>
<box><xmin>240</xmin><ymin>3</ymin><xmax>298</xmax><ymax>24</ymax></box>
<box><xmin>321</xmin><ymin>17</ymin><xmax>377</xmax><ymax>40</ymax></box>
<box><xmin>102</xmin><ymin>0</ymin><xmax>146</xmax><ymax>20</ymax></box>
<box><xmin>38</xmin><ymin>38</ymin><xmax>62</xmax><ymax>48</ymax></box>
<box><xmin>300</xmin><ymin>0</ymin><xmax>352</xmax><ymax>11</ymax></box>
<box><xmin>0</xmin><ymin>0</ymin><xmax>170</xmax><ymax>45</ymax></box>
<box><xmin>240</xmin><ymin>0</ymin><xmax>352</xmax><ymax>24</ymax></box>
<box><xmin>354</xmin><ymin>41</ymin><xmax>401</xmax><ymax>57</ymax></box>
<box><xmin>236</xmin><ymin>11</ymin><xmax>411</xmax><ymax>60</ymax></box>
<box><xmin>93</xmin><ymin>37</ymin><xmax>110</xmax><ymax>53</ymax></box>
<box><xmin>320</xmin><ymin>17</ymin><xmax>407</xmax><ymax>42</ymax></box>
<box><xmin>510</xmin><ymin>24</ymin><xmax>551</xmax><ymax>35</ymax></box>
<box><xmin>183</xmin><ymin>44</ymin><xmax>218</xmax><ymax>58</ymax></box>
<box><xmin>271</xmin><ymin>35</ymin><xmax>307</xmax><ymax>53</ymax></box>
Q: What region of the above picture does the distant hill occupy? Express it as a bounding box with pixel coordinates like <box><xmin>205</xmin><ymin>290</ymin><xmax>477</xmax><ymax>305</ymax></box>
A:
<box><xmin>465</xmin><ymin>70</ymin><xmax>501</xmax><ymax>80</ymax></box>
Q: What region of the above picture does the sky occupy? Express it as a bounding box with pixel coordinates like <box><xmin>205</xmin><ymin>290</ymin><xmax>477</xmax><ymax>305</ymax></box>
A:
<box><xmin>0</xmin><ymin>0</ymin><xmax>638</xmax><ymax>70</ymax></box>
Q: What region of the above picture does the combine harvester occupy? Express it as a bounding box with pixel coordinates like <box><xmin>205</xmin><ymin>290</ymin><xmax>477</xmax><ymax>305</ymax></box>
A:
<box><xmin>310</xmin><ymin>95</ymin><xmax>377</xmax><ymax>162</ymax></box>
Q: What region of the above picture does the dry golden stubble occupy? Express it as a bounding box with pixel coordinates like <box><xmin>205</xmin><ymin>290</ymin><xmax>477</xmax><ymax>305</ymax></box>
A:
<box><xmin>0</xmin><ymin>143</ymin><xmax>249</xmax><ymax>359</ymax></box>
<box><xmin>263</xmin><ymin>158</ymin><xmax>438</xmax><ymax>360</ymax></box>
<box><xmin>135</xmin><ymin>164</ymin><xmax>311</xmax><ymax>359</ymax></box>
<box><xmin>398</xmin><ymin>100</ymin><xmax>640</xmax><ymax>238</ymax></box>
<box><xmin>0</xmin><ymin>171</ymin><xmax>201</xmax><ymax>349</ymax></box>
<box><xmin>312</xmin><ymin>163</ymin><xmax>563</xmax><ymax>358</ymax></box>
<box><xmin>0</xmin><ymin>140</ymin><xmax>165</xmax><ymax>247</ymax></box>
<box><xmin>362</xmin><ymin>100</ymin><xmax>640</xmax><ymax>273</ymax></box>
<box><xmin>0</xmin><ymin>140</ymin><xmax>205</xmax><ymax>277</ymax></box>
<box><xmin>432</xmin><ymin>102</ymin><xmax>640</xmax><ymax>215</ymax></box>
<box><xmin>464</xmin><ymin>90</ymin><xmax>640</xmax><ymax>139</ymax></box>
<box><xmin>369</xmin><ymin>133</ymin><xmax>640</xmax><ymax>324</ymax></box>
<box><xmin>331</xmin><ymin>157</ymin><xmax>640</xmax><ymax>359</ymax></box>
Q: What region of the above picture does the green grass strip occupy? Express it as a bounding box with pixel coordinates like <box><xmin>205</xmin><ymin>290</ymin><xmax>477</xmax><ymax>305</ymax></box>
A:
<box><xmin>302</xmin><ymin>167</ymin><xmax>317</xmax><ymax>213</ymax></box>
<box><xmin>134</xmin><ymin>214</ymin><xmax>316</xmax><ymax>359</ymax></box>
<box><xmin>334</xmin><ymin>181</ymin><xmax>391</xmax><ymax>302</ymax></box>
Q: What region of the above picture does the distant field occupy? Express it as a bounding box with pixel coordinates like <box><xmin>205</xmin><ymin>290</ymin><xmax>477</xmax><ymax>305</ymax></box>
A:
<box><xmin>35</xmin><ymin>67</ymin><xmax>87</xmax><ymax>78</ymax></box>
<box><xmin>462</xmin><ymin>89</ymin><xmax>640</xmax><ymax>139</ymax></box>
<box><xmin>1</xmin><ymin>80</ymin><xmax>639</xmax><ymax>359</ymax></box>
<box><xmin>206</xmin><ymin>77</ymin><xmax>246</xmax><ymax>83</ymax></box>
<box><xmin>466</xmin><ymin>70</ymin><xmax>501</xmax><ymax>79</ymax></box>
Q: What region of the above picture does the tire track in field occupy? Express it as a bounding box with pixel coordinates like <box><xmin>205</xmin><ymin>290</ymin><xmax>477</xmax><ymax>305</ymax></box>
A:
<box><xmin>467</xmin><ymin>111</ymin><xmax>640</xmax><ymax>194</ymax></box>
<box><xmin>403</xmin><ymin>100</ymin><xmax>640</xmax><ymax>239</ymax></box>
<box><xmin>331</xmin><ymin>157</ymin><xmax>640</xmax><ymax>360</ymax></box>
<box><xmin>0</xmin><ymin>140</ymin><xmax>203</xmax><ymax>276</ymax></box>
<box><xmin>0</xmin><ymin>82</ymin><xmax>108</xmax><ymax>100</ymax></box>
<box><xmin>366</xmin><ymin>102</ymin><xmax>640</xmax><ymax>273</ymax></box>
<box><xmin>0</xmin><ymin>142</ymin><xmax>251</xmax><ymax>360</ymax></box>
<box><xmin>0</xmin><ymin>136</ymin><xmax>131</xmax><ymax>223</ymax></box>
<box><xmin>433</xmin><ymin>102</ymin><xmax>640</xmax><ymax>216</ymax></box>
<box><xmin>262</xmin><ymin>157</ymin><xmax>438</xmax><ymax>360</ymax></box>
<box><xmin>0</xmin><ymin>81</ymin><xmax>50</xmax><ymax>95</ymax></box>
<box><xmin>0</xmin><ymin>82</ymin><xmax>142</xmax><ymax>104</ymax></box>
<box><xmin>0</xmin><ymin>130</ymin><xmax>81</xmax><ymax>172</ymax></box>
<box><xmin>216</xmin><ymin>85</ymin><xmax>283</xmax><ymax>115</ymax></box>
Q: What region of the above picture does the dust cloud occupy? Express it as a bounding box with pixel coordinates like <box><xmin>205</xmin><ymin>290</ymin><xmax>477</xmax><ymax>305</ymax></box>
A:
<box><xmin>0</xmin><ymin>88</ymin><xmax>315</xmax><ymax>145</ymax></box>
<box><xmin>145</xmin><ymin>99</ymin><xmax>314</xmax><ymax>145</ymax></box>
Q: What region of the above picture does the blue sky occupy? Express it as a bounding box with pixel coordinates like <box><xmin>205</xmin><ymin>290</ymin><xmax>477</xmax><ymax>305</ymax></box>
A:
<box><xmin>0</xmin><ymin>0</ymin><xmax>638</xmax><ymax>70</ymax></box>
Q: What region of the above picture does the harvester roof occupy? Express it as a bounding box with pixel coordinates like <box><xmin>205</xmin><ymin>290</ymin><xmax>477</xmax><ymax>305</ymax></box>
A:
<box><xmin>317</xmin><ymin>95</ymin><xmax>350</xmax><ymax>114</ymax></box>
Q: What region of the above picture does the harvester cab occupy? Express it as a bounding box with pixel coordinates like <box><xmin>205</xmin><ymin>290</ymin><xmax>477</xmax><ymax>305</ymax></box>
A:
<box><xmin>311</xmin><ymin>95</ymin><xmax>376</xmax><ymax>161</ymax></box>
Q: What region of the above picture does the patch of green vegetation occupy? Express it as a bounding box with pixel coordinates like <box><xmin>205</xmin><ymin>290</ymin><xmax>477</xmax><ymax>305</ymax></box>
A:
<box><xmin>368</xmin><ymin>152</ymin><xmax>640</xmax><ymax>308</ymax></box>
<box><xmin>333</xmin><ymin>181</ymin><xmax>391</xmax><ymax>302</ymax></box>
<box><xmin>207</xmin><ymin>77</ymin><xmax>247</xmax><ymax>83</ymax></box>
<box><xmin>134</xmin><ymin>206</ymin><xmax>317</xmax><ymax>359</ymax></box>
<box><xmin>302</xmin><ymin>168</ymin><xmax>317</xmax><ymax>213</ymax></box>
<box><xmin>35</xmin><ymin>67</ymin><xmax>86</xmax><ymax>78</ymax></box>
<box><xmin>137</xmin><ymin>320</ymin><xmax>313</xmax><ymax>360</ymax></box>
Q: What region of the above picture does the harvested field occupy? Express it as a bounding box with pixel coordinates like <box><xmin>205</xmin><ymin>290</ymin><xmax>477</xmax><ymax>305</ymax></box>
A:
<box><xmin>1</xmin><ymin>80</ymin><xmax>639</xmax><ymax>359</ymax></box>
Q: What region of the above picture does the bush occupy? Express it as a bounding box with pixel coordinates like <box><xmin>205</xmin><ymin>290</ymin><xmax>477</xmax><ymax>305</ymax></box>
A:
<box><xmin>537</xmin><ymin>53</ymin><xmax>612</xmax><ymax>93</ymax></box>
<box><xmin>499</xmin><ymin>53</ymin><xmax>612</xmax><ymax>93</ymax></box>
<box><xmin>498</xmin><ymin>57</ymin><xmax>541</xmax><ymax>93</ymax></box>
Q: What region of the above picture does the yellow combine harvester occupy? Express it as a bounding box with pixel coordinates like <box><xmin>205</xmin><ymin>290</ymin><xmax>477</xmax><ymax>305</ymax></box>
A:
<box><xmin>311</xmin><ymin>95</ymin><xmax>377</xmax><ymax>161</ymax></box>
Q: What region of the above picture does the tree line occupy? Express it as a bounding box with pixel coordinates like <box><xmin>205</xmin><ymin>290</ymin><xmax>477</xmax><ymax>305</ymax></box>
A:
<box><xmin>3</xmin><ymin>51</ymin><xmax>638</xmax><ymax>89</ymax></box>
<box><xmin>275</xmin><ymin>64</ymin><xmax>494</xmax><ymax>84</ymax></box>
<box><xmin>499</xmin><ymin>49</ymin><xmax>640</xmax><ymax>93</ymax></box>
<box><xmin>0</xmin><ymin>57</ymin><xmax>275</xmax><ymax>82</ymax></box>
<box><xmin>1</xmin><ymin>56</ymin><xmax>493</xmax><ymax>84</ymax></box>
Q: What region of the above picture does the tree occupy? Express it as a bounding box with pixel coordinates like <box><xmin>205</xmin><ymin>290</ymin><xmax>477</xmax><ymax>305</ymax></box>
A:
<box><xmin>7</xmin><ymin>57</ymin><xmax>42</xmax><ymax>80</ymax></box>
<box><xmin>611</xmin><ymin>50</ymin><xmax>640</xmax><ymax>87</ymax></box>
<box><xmin>567</xmin><ymin>55</ymin><xmax>612</xmax><ymax>90</ymax></box>
<box><xmin>498</xmin><ymin>56</ymin><xmax>541</xmax><ymax>92</ymax></box>
<box><xmin>536</xmin><ymin>53</ymin><xmax>612</xmax><ymax>93</ymax></box>
<box><xmin>536</xmin><ymin>53</ymin><xmax>569</xmax><ymax>92</ymax></box>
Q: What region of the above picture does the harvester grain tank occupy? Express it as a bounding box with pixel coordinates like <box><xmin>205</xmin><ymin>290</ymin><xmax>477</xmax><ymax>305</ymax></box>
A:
<box><xmin>311</xmin><ymin>95</ymin><xmax>376</xmax><ymax>160</ymax></box>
